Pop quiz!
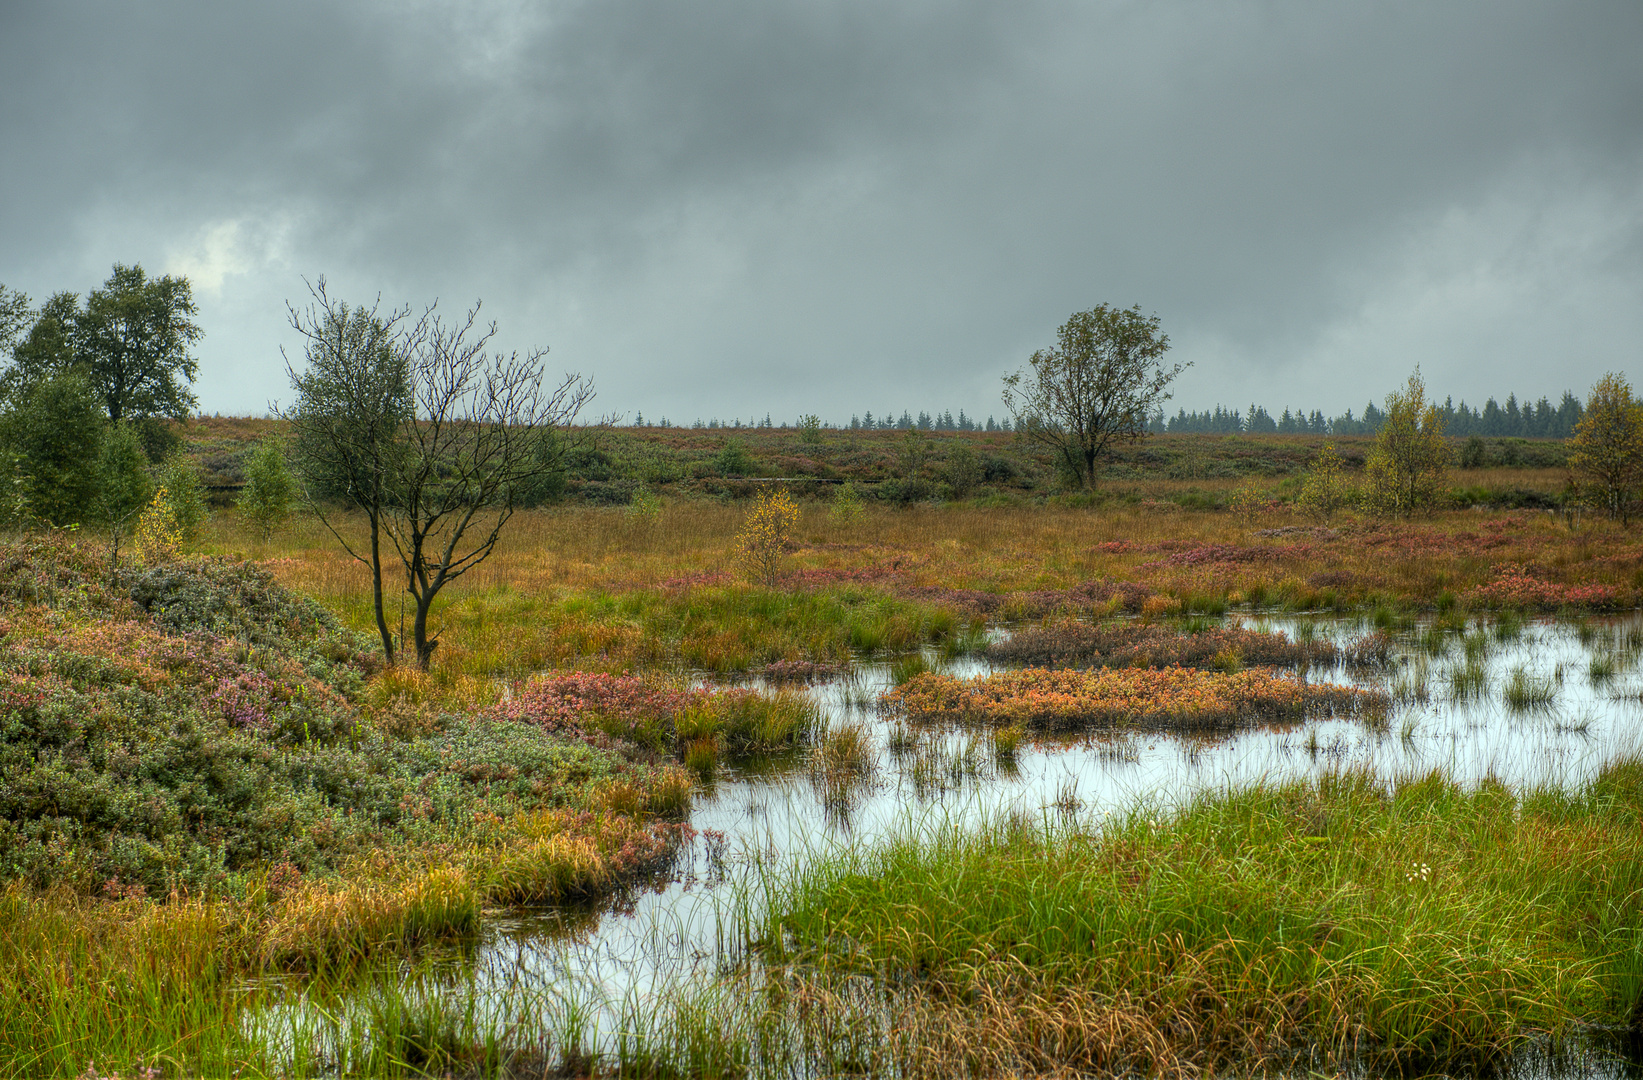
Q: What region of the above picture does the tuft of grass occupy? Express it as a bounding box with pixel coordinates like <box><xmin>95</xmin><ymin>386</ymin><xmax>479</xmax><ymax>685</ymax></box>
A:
<box><xmin>992</xmin><ymin>724</ymin><xmax>1024</xmax><ymax>765</ymax></box>
<box><xmin>1446</xmin><ymin>655</ymin><xmax>1489</xmax><ymax>701</ymax></box>
<box><xmin>1588</xmin><ymin>652</ymin><xmax>1616</xmax><ymax>686</ymax></box>
<box><xmin>890</xmin><ymin>651</ymin><xmax>938</xmax><ymax>685</ymax></box>
<box><xmin>1502</xmin><ymin>666</ymin><xmax>1556</xmax><ymax>712</ymax></box>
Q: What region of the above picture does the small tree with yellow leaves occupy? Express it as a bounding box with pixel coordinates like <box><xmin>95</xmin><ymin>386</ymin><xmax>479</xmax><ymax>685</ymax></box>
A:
<box><xmin>134</xmin><ymin>486</ymin><xmax>183</xmax><ymax>564</ymax></box>
<box><xmin>736</xmin><ymin>486</ymin><xmax>799</xmax><ymax>587</ymax></box>
<box><xmin>1296</xmin><ymin>442</ymin><xmax>1349</xmax><ymax>522</ymax></box>
<box><xmin>1569</xmin><ymin>372</ymin><xmax>1643</xmax><ymax>524</ymax></box>
<box><xmin>1361</xmin><ymin>369</ymin><xmax>1448</xmax><ymax>518</ymax></box>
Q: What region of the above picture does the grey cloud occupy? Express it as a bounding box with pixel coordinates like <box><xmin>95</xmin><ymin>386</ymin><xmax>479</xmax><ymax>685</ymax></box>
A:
<box><xmin>1</xmin><ymin>0</ymin><xmax>1639</xmax><ymax>422</ymax></box>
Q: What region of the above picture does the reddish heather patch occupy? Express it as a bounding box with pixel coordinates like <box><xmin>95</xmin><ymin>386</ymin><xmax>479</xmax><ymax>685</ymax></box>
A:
<box><xmin>1465</xmin><ymin>564</ymin><xmax>1623</xmax><ymax>611</ymax></box>
<box><xmin>658</xmin><ymin>570</ymin><xmax>734</xmax><ymax>590</ymax></box>
<box><xmin>1137</xmin><ymin>543</ymin><xmax>1314</xmax><ymax>570</ymax></box>
<box><xmin>787</xmin><ymin>564</ymin><xmax>905</xmax><ymax>588</ymax></box>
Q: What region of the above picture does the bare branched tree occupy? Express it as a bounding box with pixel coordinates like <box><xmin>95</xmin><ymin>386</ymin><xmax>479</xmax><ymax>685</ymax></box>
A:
<box><xmin>384</xmin><ymin>305</ymin><xmax>593</xmax><ymax>669</ymax></box>
<box><xmin>282</xmin><ymin>280</ymin><xmax>593</xmax><ymax>669</ymax></box>
<box><xmin>280</xmin><ymin>278</ymin><xmax>412</xmax><ymax>663</ymax></box>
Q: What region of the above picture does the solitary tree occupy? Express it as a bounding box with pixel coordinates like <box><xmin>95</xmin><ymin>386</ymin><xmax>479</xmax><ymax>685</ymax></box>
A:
<box><xmin>383</xmin><ymin>303</ymin><xmax>593</xmax><ymax>669</ymax></box>
<box><xmin>282</xmin><ymin>280</ymin><xmax>413</xmax><ymax>664</ymax></box>
<box><xmin>284</xmin><ymin>280</ymin><xmax>593</xmax><ymax>669</ymax></box>
<box><xmin>1360</xmin><ymin>369</ymin><xmax>1449</xmax><ymax>517</ymax></box>
<box><xmin>1568</xmin><ymin>372</ymin><xmax>1643</xmax><ymax>523</ymax></box>
<box><xmin>1002</xmin><ymin>304</ymin><xmax>1185</xmax><ymax>490</ymax></box>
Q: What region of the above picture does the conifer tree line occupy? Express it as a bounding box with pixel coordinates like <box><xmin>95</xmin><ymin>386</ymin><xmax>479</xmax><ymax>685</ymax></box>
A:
<box><xmin>1155</xmin><ymin>391</ymin><xmax>1587</xmax><ymax>438</ymax></box>
<box><xmin>644</xmin><ymin>409</ymin><xmax>1011</xmax><ymax>431</ymax></box>
<box><xmin>650</xmin><ymin>391</ymin><xmax>1586</xmax><ymax>439</ymax></box>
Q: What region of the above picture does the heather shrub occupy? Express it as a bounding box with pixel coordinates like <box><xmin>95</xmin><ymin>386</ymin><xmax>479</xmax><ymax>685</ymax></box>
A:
<box><xmin>494</xmin><ymin>671</ymin><xmax>816</xmax><ymax>762</ymax></box>
<box><xmin>0</xmin><ymin>537</ymin><xmax>684</xmax><ymax>901</ymax></box>
<box><xmin>883</xmin><ymin>666</ymin><xmax>1386</xmax><ymax>734</ymax></box>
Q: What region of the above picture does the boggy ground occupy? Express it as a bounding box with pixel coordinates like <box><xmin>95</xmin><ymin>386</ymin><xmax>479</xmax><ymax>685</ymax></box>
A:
<box><xmin>687</xmin><ymin>762</ymin><xmax>1643</xmax><ymax>1079</ymax></box>
<box><xmin>4</xmin><ymin>486</ymin><xmax>1641</xmax><ymax>1077</ymax></box>
<box><xmin>210</xmin><ymin>500</ymin><xmax>1643</xmax><ymax>688</ymax></box>
<box><xmin>0</xmin><ymin>535</ymin><xmax>813</xmax><ymax>1076</ymax></box>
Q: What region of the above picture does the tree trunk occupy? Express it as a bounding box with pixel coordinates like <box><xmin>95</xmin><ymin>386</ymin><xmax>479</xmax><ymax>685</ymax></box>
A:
<box><xmin>368</xmin><ymin>511</ymin><xmax>395</xmax><ymax>665</ymax></box>
<box><xmin>412</xmin><ymin>590</ymin><xmax>437</xmax><ymax>671</ymax></box>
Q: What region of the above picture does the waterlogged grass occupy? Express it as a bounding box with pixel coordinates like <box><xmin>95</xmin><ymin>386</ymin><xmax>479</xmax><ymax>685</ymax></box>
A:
<box><xmin>722</xmin><ymin>762</ymin><xmax>1643</xmax><ymax>1076</ymax></box>
<box><xmin>987</xmin><ymin>617</ymin><xmax>1389</xmax><ymax>670</ymax></box>
<box><xmin>214</xmin><ymin>501</ymin><xmax>1643</xmax><ymax>696</ymax></box>
<box><xmin>883</xmin><ymin>666</ymin><xmax>1387</xmax><ymax>734</ymax></box>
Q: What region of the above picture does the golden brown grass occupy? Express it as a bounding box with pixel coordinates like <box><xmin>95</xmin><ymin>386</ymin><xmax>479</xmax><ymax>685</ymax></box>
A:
<box><xmin>198</xmin><ymin>497</ymin><xmax>1641</xmax><ymax>688</ymax></box>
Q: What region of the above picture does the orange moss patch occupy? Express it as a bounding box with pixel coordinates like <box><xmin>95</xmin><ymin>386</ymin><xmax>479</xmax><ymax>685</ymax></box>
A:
<box><xmin>883</xmin><ymin>666</ymin><xmax>1386</xmax><ymax>734</ymax></box>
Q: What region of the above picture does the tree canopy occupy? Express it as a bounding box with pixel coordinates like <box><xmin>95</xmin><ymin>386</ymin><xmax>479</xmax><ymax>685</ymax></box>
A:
<box><xmin>1569</xmin><ymin>372</ymin><xmax>1643</xmax><ymax>523</ymax></box>
<box><xmin>1</xmin><ymin>265</ymin><xmax>200</xmax><ymax>425</ymax></box>
<box><xmin>1002</xmin><ymin>304</ymin><xmax>1185</xmax><ymax>490</ymax></box>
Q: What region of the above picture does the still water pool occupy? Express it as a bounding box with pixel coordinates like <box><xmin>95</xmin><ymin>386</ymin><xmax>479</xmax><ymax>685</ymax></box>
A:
<box><xmin>260</xmin><ymin>613</ymin><xmax>1643</xmax><ymax>1074</ymax></box>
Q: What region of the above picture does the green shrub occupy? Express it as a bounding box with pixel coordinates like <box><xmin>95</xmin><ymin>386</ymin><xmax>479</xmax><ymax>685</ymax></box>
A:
<box><xmin>236</xmin><ymin>438</ymin><xmax>295</xmax><ymax>538</ymax></box>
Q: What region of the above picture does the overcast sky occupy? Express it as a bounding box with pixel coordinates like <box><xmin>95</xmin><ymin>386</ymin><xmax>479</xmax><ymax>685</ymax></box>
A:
<box><xmin>2</xmin><ymin>0</ymin><xmax>1639</xmax><ymax>424</ymax></box>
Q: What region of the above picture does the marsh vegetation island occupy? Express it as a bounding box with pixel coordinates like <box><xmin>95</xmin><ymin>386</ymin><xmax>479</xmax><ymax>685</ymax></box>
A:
<box><xmin>2</xmin><ymin>276</ymin><xmax>1643</xmax><ymax>1077</ymax></box>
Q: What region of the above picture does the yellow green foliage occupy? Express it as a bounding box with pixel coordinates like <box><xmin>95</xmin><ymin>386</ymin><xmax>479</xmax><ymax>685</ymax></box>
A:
<box><xmin>132</xmin><ymin>486</ymin><xmax>183</xmax><ymax>563</ymax></box>
<box><xmin>1296</xmin><ymin>441</ymin><xmax>1349</xmax><ymax>521</ymax></box>
<box><xmin>1569</xmin><ymin>371</ymin><xmax>1643</xmax><ymax>523</ymax></box>
<box><xmin>829</xmin><ymin>480</ymin><xmax>865</xmax><ymax>526</ymax></box>
<box><xmin>1361</xmin><ymin>369</ymin><xmax>1448</xmax><ymax>517</ymax></box>
<box><xmin>736</xmin><ymin>486</ymin><xmax>799</xmax><ymax>586</ymax></box>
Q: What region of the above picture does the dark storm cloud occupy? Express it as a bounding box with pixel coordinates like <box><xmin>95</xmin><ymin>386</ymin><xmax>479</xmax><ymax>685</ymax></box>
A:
<box><xmin>1</xmin><ymin>0</ymin><xmax>1639</xmax><ymax>421</ymax></box>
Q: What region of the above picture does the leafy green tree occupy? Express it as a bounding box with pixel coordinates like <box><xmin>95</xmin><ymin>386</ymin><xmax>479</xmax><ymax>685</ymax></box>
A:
<box><xmin>3</xmin><ymin>268</ymin><xmax>201</xmax><ymax>423</ymax></box>
<box><xmin>2</xmin><ymin>292</ymin><xmax>80</xmax><ymax>401</ymax></box>
<box><xmin>1003</xmin><ymin>304</ymin><xmax>1186</xmax><ymax>490</ymax></box>
<box><xmin>797</xmin><ymin>413</ymin><xmax>823</xmax><ymax>445</ymax></box>
<box><xmin>154</xmin><ymin>456</ymin><xmax>209</xmax><ymax>539</ymax></box>
<box><xmin>76</xmin><ymin>264</ymin><xmax>202</xmax><ymax>423</ymax></box>
<box><xmin>0</xmin><ymin>374</ymin><xmax>105</xmax><ymax>525</ymax></box>
<box><xmin>237</xmin><ymin>438</ymin><xmax>297</xmax><ymax>538</ymax></box>
<box><xmin>1569</xmin><ymin>372</ymin><xmax>1643</xmax><ymax>523</ymax></box>
<box><xmin>715</xmin><ymin>438</ymin><xmax>755</xmax><ymax>477</ymax></box>
<box><xmin>1361</xmin><ymin>369</ymin><xmax>1449</xmax><ymax>517</ymax></box>
<box><xmin>0</xmin><ymin>284</ymin><xmax>31</xmax><ymax>358</ymax></box>
<box><xmin>945</xmin><ymin>444</ymin><xmax>982</xmax><ymax>498</ymax></box>
<box><xmin>95</xmin><ymin>423</ymin><xmax>154</xmax><ymax>529</ymax></box>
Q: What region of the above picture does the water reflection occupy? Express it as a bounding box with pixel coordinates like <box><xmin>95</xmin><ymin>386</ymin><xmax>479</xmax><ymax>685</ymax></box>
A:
<box><xmin>259</xmin><ymin>612</ymin><xmax>1643</xmax><ymax>1072</ymax></box>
